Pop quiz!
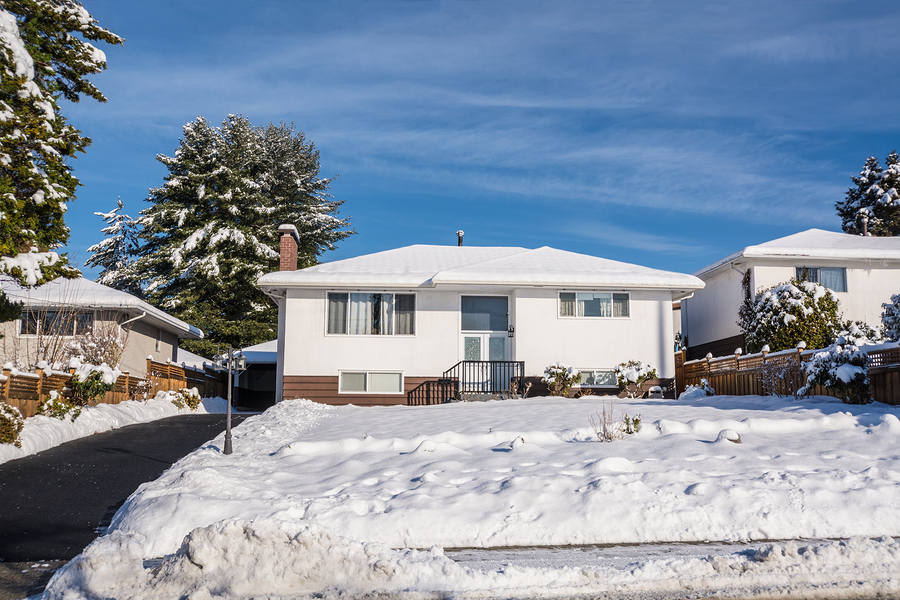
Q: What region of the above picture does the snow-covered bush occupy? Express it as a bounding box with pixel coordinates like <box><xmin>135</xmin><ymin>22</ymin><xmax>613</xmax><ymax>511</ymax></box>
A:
<box><xmin>167</xmin><ymin>388</ymin><xmax>202</xmax><ymax>411</ymax></box>
<box><xmin>738</xmin><ymin>279</ymin><xmax>842</xmax><ymax>352</ymax></box>
<box><xmin>542</xmin><ymin>363</ymin><xmax>579</xmax><ymax>397</ymax></box>
<box><xmin>69</xmin><ymin>358</ymin><xmax>121</xmax><ymax>406</ymax></box>
<box><xmin>882</xmin><ymin>294</ymin><xmax>900</xmax><ymax>341</ymax></box>
<box><xmin>839</xmin><ymin>321</ymin><xmax>883</xmax><ymax>346</ymax></box>
<box><xmin>0</xmin><ymin>402</ymin><xmax>24</xmax><ymax>447</ymax></box>
<box><xmin>36</xmin><ymin>391</ymin><xmax>82</xmax><ymax>422</ymax></box>
<box><xmin>615</xmin><ymin>360</ymin><xmax>657</xmax><ymax>398</ymax></box>
<box><xmin>679</xmin><ymin>378</ymin><xmax>714</xmax><ymax>400</ymax></box>
<box><xmin>799</xmin><ymin>344</ymin><xmax>870</xmax><ymax>404</ymax></box>
<box><xmin>67</xmin><ymin>321</ymin><xmax>128</xmax><ymax>369</ymax></box>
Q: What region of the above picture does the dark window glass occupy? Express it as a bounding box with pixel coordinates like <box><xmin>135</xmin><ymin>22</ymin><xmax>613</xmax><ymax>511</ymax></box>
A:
<box><xmin>20</xmin><ymin>312</ymin><xmax>38</xmax><ymax>335</ymax></box>
<box><xmin>461</xmin><ymin>296</ymin><xmax>508</xmax><ymax>331</ymax></box>
<box><xmin>327</xmin><ymin>293</ymin><xmax>348</xmax><ymax>334</ymax></box>
<box><xmin>395</xmin><ymin>294</ymin><xmax>415</xmax><ymax>335</ymax></box>
<box><xmin>75</xmin><ymin>312</ymin><xmax>94</xmax><ymax>335</ymax></box>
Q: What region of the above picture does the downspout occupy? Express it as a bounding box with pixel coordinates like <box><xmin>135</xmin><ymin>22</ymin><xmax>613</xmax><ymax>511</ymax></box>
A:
<box><xmin>120</xmin><ymin>311</ymin><xmax>147</xmax><ymax>328</ymax></box>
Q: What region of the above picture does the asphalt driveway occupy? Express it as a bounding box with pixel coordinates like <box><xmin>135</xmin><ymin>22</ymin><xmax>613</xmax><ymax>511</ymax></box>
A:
<box><xmin>0</xmin><ymin>414</ymin><xmax>247</xmax><ymax>563</ymax></box>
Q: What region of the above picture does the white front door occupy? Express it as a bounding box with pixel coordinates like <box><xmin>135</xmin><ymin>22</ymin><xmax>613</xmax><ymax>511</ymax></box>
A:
<box><xmin>461</xmin><ymin>332</ymin><xmax>508</xmax><ymax>362</ymax></box>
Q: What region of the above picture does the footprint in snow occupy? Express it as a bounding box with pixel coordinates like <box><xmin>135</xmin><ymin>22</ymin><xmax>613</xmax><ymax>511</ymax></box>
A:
<box><xmin>492</xmin><ymin>436</ymin><xmax>525</xmax><ymax>452</ymax></box>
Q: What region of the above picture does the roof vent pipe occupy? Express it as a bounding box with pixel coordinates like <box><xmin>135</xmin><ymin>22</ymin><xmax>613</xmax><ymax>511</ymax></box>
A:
<box><xmin>456</xmin><ymin>229</ymin><xmax>464</xmax><ymax>247</ymax></box>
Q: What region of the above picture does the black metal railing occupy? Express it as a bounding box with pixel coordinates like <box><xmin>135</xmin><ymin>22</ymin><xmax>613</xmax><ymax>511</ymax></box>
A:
<box><xmin>442</xmin><ymin>360</ymin><xmax>525</xmax><ymax>395</ymax></box>
<box><xmin>407</xmin><ymin>377</ymin><xmax>457</xmax><ymax>406</ymax></box>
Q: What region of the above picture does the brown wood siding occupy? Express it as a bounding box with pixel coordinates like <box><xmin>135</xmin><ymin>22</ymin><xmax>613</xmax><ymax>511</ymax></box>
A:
<box><xmin>283</xmin><ymin>375</ymin><xmax>431</xmax><ymax>406</ymax></box>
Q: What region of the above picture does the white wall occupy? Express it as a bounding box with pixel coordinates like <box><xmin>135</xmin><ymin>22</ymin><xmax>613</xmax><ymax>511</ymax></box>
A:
<box><xmin>281</xmin><ymin>286</ymin><xmax>677</xmax><ymax>379</ymax></box>
<box><xmin>752</xmin><ymin>259</ymin><xmax>900</xmax><ymax>327</ymax></box>
<box><xmin>513</xmin><ymin>288</ymin><xmax>675</xmax><ymax>378</ymax></box>
<box><xmin>281</xmin><ymin>288</ymin><xmax>464</xmax><ymax>377</ymax></box>
<box><xmin>681</xmin><ymin>266</ymin><xmax>745</xmax><ymax>347</ymax></box>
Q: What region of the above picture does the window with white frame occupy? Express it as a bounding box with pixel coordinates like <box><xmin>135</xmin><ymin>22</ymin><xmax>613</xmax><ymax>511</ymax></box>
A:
<box><xmin>559</xmin><ymin>292</ymin><xmax>630</xmax><ymax>318</ymax></box>
<box><xmin>795</xmin><ymin>267</ymin><xmax>847</xmax><ymax>293</ymax></box>
<box><xmin>19</xmin><ymin>310</ymin><xmax>94</xmax><ymax>336</ymax></box>
<box><xmin>327</xmin><ymin>292</ymin><xmax>415</xmax><ymax>335</ymax></box>
<box><xmin>576</xmin><ymin>369</ymin><xmax>617</xmax><ymax>387</ymax></box>
<box><xmin>339</xmin><ymin>371</ymin><xmax>403</xmax><ymax>394</ymax></box>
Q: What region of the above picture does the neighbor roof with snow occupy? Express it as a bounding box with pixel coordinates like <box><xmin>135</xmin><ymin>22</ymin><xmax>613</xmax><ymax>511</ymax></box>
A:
<box><xmin>237</xmin><ymin>339</ymin><xmax>277</xmax><ymax>364</ymax></box>
<box><xmin>695</xmin><ymin>228</ymin><xmax>900</xmax><ymax>278</ymax></box>
<box><xmin>0</xmin><ymin>276</ymin><xmax>203</xmax><ymax>339</ymax></box>
<box><xmin>258</xmin><ymin>245</ymin><xmax>704</xmax><ymax>296</ymax></box>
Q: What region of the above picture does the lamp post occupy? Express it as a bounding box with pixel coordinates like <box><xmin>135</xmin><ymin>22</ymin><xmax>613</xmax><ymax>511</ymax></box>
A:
<box><xmin>222</xmin><ymin>346</ymin><xmax>246</xmax><ymax>456</ymax></box>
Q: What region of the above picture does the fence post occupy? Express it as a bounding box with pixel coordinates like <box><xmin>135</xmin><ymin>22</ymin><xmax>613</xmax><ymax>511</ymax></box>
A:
<box><xmin>35</xmin><ymin>367</ymin><xmax>43</xmax><ymax>400</ymax></box>
<box><xmin>2</xmin><ymin>367</ymin><xmax>11</xmax><ymax>403</ymax></box>
<box><xmin>123</xmin><ymin>372</ymin><xmax>130</xmax><ymax>399</ymax></box>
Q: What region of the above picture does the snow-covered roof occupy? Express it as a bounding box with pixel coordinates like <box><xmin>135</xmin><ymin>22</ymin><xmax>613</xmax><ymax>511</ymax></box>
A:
<box><xmin>695</xmin><ymin>228</ymin><xmax>900</xmax><ymax>278</ymax></box>
<box><xmin>0</xmin><ymin>276</ymin><xmax>203</xmax><ymax>339</ymax></box>
<box><xmin>237</xmin><ymin>339</ymin><xmax>277</xmax><ymax>364</ymax></box>
<box><xmin>257</xmin><ymin>245</ymin><xmax>703</xmax><ymax>296</ymax></box>
<box><xmin>176</xmin><ymin>347</ymin><xmax>212</xmax><ymax>369</ymax></box>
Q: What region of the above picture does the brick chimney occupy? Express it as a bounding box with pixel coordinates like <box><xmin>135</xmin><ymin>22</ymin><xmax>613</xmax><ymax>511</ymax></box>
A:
<box><xmin>278</xmin><ymin>224</ymin><xmax>300</xmax><ymax>271</ymax></box>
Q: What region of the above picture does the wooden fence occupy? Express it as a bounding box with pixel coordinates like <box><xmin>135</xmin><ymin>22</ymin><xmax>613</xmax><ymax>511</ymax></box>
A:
<box><xmin>1</xmin><ymin>359</ymin><xmax>228</xmax><ymax>418</ymax></box>
<box><xmin>675</xmin><ymin>344</ymin><xmax>900</xmax><ymax>405</ymax></box>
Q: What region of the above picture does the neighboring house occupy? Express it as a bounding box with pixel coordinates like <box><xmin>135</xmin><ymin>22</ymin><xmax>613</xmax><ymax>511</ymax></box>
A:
<box><xmin>0</xmin><ymin>276</ymin><xmax>203</xmax><ymax>377</ymax></box>
<box><xmin>681</xmin><ymin>228</ymin><xmax>900</xmax><ymax>360</ymax></box>
<box><xmin>257</xmin><ymin>225</ymin><xmax>704</xmax><ymax>405</ymax></box>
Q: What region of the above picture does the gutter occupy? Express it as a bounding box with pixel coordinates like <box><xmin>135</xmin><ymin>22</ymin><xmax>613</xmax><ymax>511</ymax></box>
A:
<box><xmin>120</xmin><ymin>311</ymin><xmax>147</xmax><ymax>328</ymax></box>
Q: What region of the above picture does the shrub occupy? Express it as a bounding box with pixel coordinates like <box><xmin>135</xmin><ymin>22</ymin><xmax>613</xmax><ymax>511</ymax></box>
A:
<box><xmin>680</xmin><ymin>378</ymin><xmax>714</xmax><ymax>400</ymax></box>
<box><xmin>841</xmin><ymin>321</ymin><xmax>883</xmax><ymax>346</ymax></box>
<box><xmin>69</xmin><ymin>359</ymin><xmax>121</xmax><ymax>406</ymax></box>
<box><xmin>615</xmin><ymin>360</ymin><xmax>657</xmax><ymax>398</ymax></box>
<box><xmin>169</xmin><ymin>388</ymin><xmax>202</xmax><ymax>411</ymax></box>
<box><xmin>0</xmin><ymin>402</ymin><xmax>24</xmax><ymax>447</ymax></box>
<box><xmin>799</xmin><ymin>343</ymin><xmax>870</xmax><ymax>404</ymax></box>
<box><xmin>542</xmin><ymin>363</ymin><xmax>580</xmax><ymax>397</ymax></box>
<box><xmin>37</xmin><ymin>391</ymin><xmax>82</xmax><ymax>422</ymax></box>
<box><xmin>882</xmin><ymin>293</ymin><xmax>900</xmax><ymax>341</ymax></box>
<box><xmin>756</xmin><ymin>360</ymin><xmax>799</xmax><ymax>397</ymax></box>
<box><xmin>738</xmin><ymin>279</ymin><xmax>842</xmax><ymax>352</ymax></box>
<box><xmin>589</xmin><ymin>401</ymin><xmax>641</xmax><ymax>441</ymax></box>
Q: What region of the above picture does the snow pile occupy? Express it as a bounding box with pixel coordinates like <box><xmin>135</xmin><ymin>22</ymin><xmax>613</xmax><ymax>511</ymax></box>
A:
<box><xmin>44</xmin><ymin>519</ymin><xmax>900</xmax><ymax>599</ymax></box>
<box><xmin>91</xmin><ymin>396</ymin><xmax>900</xmax><ymax>560</ymax></box>
<box><xmin>69</xmin><ymin>357</ymin><xmax>121</xmax><ymax>385</ymax></box>
<box><xmin>0</xmin><ymin>393</ymin><xmax>231</xmax><ymax>465</ymax></box>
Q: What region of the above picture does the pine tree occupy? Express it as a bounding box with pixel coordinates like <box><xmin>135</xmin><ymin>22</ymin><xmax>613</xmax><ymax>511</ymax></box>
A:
<box><xmin>129</xmin><ymin>115</ymin><xmax>352</xmax><ymax>355</ymax></box>
<box><xmin>0</xmin><ymin>1</ymin><xmax>121</xmax><ymax>285</ymax></box>
<box><xmin>836</xmin><ymin>153</ymin><xmax>900</xmax><ymax>236</ymax></box>
<box><xmin>84</xmin><ymin>197</ymin><xmax>140</xmax><ymax>294</ymax></box>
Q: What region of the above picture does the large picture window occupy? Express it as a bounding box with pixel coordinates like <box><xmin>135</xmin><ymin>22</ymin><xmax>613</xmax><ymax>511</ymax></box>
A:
<box><xmin>19</xmin><ymin>310</ymin><xmax>94</xmax><ymax>336</ymax></box>
<box><xmin>795</xmin><ymin>267</ymin><xmax>847</xmax><ymax>293</ymax></box>
<box><xmin>327</xmin><ymin>292</ymin><xmax>415</xmax><ymax>335</ymax></box>
<box><xmin>559</xmin><ymin>292</ymin><xmax>629</xmax><ymax>318</ymax></box>
<box><xmin>339</xmin><ymin>371</ymin><xmax>403</xmax><ymax>394</ymax></box>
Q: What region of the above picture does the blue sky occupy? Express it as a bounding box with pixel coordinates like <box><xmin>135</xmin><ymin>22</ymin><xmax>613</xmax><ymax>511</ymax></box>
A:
<box><xmin>65</xmin><ymin>1</ymin><xmax>900</xmax><ymax>277</ymax></box>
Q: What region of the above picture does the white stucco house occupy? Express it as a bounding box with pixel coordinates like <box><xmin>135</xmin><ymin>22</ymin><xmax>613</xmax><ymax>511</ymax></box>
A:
<box><xmin>257</xmin><ymin>226</ymin><xmax>703</xmax><ymax>405</ymax></box>
<box><xmin>680</xmin><ymin>228</ymin><xmax>900</xmax><ymax>360</ymax></box>
<box><xmin>1</xmin><ymin>276</ymin><xmax>203</xmax><ymax>377</ymax></box>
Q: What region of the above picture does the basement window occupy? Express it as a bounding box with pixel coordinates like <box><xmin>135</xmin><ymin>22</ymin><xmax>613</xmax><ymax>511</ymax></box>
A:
<box><xmin>576</xmin><ymin>369</ymin><xmax>617</xmax><ymax>388</ymax></box>
<box><xmin>339</xmin><ymin>371</ymin><xmax>403</xmax><ymax>394</ymax></box>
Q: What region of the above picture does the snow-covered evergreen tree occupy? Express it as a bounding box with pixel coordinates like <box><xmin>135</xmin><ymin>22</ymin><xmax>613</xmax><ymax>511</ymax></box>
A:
<box><xmin>84</xmin><ymin>198</ymin><xmax>140</xmax><ymax>294</ymax></box>
<box><xmin>0</xmin><ymin>1</ymin><xmax>121</xmax><ymax>285</ymax></box>
<box><xmin>836</xmin><ymin>153</ymin><xmax>900</xmax><ymax>236</ymax></box>
<box><xmin>738</xmin><ymin>279</ymin><xmax>843</xmax><ymax>353</ymax></box>
<box><xmin>129</xmin><ymin>115</ymin><xmax>352</xmax><ymax>355</ymax></box>
<box><xmin>882</xmin><ymin>294</ymin><xmax>900</xmax><ymax>341</ymax></box>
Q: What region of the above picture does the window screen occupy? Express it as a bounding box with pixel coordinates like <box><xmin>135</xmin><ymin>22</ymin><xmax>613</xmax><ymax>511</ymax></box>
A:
<box><xmin>327</xmin><ymin>293</ymin><xmax>348</xmax><ymax>334</ymax></box>
<box><xmin>395</xmin><ymin>294</ymin><xmax>415</xmax><ymax>335</ymax></box>
<box><xmin>340</xmin><ymin>372</ymin><xmax>366</xmax><ymax>392</ymax></box>
<box><xmin>461</xmin><ymin>296</ymin><xmax>508</xmax><ymax>331</ymax></box>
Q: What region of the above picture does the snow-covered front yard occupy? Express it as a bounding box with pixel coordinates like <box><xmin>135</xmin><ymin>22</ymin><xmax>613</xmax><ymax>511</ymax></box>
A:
<box><xmin>44</xmin><ymin>394</ymin><xmax>900</xmax><ymax>598</ymax></box>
